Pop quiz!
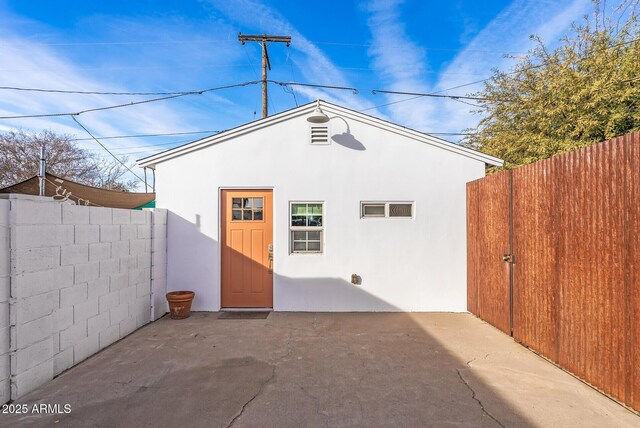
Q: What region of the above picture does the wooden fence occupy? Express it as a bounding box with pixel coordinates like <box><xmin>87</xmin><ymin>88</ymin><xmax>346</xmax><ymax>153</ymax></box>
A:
<box><xmin>467</xmin><ymin>132</ymin><xmax>640</xmax><ymax>412</ymax></box>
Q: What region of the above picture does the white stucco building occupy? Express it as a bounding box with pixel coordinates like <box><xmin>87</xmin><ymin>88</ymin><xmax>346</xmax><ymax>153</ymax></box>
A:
<box><xmin>138</xmin><ymin>100</ymin><xmax>502</xmax><ymax>312</ymax></box>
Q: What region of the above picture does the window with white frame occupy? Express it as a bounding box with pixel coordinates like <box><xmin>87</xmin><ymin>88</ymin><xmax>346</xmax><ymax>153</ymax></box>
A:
<box><xmin>290</xmin><ymin>202</ymin><xmax>323</xmax><ymax>253</ymax></box>
<box><xmin>361</xmin><ymin>202</ymin><xmax>413</xmax><ymax>218</ymax></box>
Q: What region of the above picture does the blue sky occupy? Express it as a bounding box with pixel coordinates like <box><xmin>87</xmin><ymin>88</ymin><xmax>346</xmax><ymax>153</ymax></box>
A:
<box><xmin>0</xmin><ymin>0</ymin><xmax>596</xmax><ymax>188</ymax></box>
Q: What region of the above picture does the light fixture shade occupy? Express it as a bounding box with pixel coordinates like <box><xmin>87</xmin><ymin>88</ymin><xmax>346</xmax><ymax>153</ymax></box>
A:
<box><xmin>306</xmin><ymin>101</ymin><xmax>330</xmax><ymax>123</ymax></box>
<box><xmin>306</xmin><ymin>109</ymin><xmax>330</xmax><ymax>123</ymax></box>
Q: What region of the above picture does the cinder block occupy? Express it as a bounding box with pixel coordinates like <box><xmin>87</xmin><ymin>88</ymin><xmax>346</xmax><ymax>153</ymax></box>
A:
<box><xmin>59</xmin><ymin>283</ymin><xmax>87</xmax><ymax>308</ymax></box>
<box><xmin>152</xmin><ymin>262</ymin><xmax>167</xmax><ymax>280</ymax></box>
<box><xmin>87</xmin><ymin>311</ymin><xmax>110</xmax><ymax>337</ymax></box>
<box><xmin>11</xmin><ymin>266</ymin><xmax>73</xmax><ymax>298</ymax></box>
<box><xmin>87</xmin><ymin>277</ymin><xmax>110</xmax><ymax>300</ymax></box>
<box><xmin>129</xmin><ymin>239</ymin><xmax>147</xmax><ymax>256</ymax></box>
<box><xmin>99</xmin><ymin>258</ymin><xmax>119</xmax><ymax>278</ymax></box>
<box><xmin>111</xmin><ymin>240</ymin><xmax>129</xmax><ymax>258</ymax></box>
<box><xmin>0</xmin><ymin>327</ymin><xmax>9</xmax><ymax>354</ymax></box>
<box><xmin>99</xmin><ymin>225</ymin><xmax>120</xmax><ymax>242</ymax></box>
<box><xmin>152</xmin><ymin>235</ymin><xmax>166</xmax><ymax>254</ymax></box>
<box><xmin>52</xmin><ymin>331</ymin><xmax>59</xmax><ymax>353</ymax></box>
<box><xmin>119</xmin><ymin>255</ymin><xmax>136</xmax><ymax>273</ymax></box>
<box><xmin>73</xmin><ymin>334</ymin><xmax>99</xmax><ymax>363</ymax></box>
<box><xmin>152</xmin><ymin>224</ymin><xmax>167</xmax><ymax>241</ymax></box>
<box><xmin>110</xmin><ymin>303</ymin><xmax>129</xmax><ymax>325</ymax></box>
<box><xmin>73</xmin><ymin>299</ymin><xmax>99</xmax><ymax>322</ymax></box>
<box><xmin>137</xmin><ymin>224</ymin><xmax>151</xmax><ymax>239</ymax></box>
<box><xmin>119</xmin><ymin>316</ymin><xmax>136</xmax><ymax>337</ymax></box>
<box><xmin>98</xmin><ymin>291</ymin><xmax>119</xmax><ymax>313</ymax></box>
<box><xmin>99</xmin><ymin>325</ymin><xmax>119</xmax><ymax>349</ymax></box>
<box><xmin>74</xmin><ymin>261</ymin><xmax>100</xmax><ymax>284</ymax></box>
<box><xmin>136</xmin><ymin>282</ymin><xmax>151</xmax><ymax>298</ymax></box>
<box><xmin>0</xmin><ymin>277</ymin><xmax>8</xmax><ymax>302</ymax></box>
<box><xmin>15</xmin><ymin>314</ymin><xmax>53</xmax><ymax>349</ymax></box>
<box><xmin>130</xmin><ymin>296</ymin><xmax>150</xmax><ymax>319</ymax></box>
<box><xmin>60</xmin><ymin>244</ymin><xmax>88</xmax><ymax>266</ymax></box>
<box><xmin>128</xmin><ymin>268</ymin><xmax>147</xmax><ymax>286</ymax></box>
<box><xmin>53</xmin><ymin>347</ymin><xmax>73</xmax><ymax>376</ymax></box>
<box><xmin>89</xmin><ymin>207</ymin><xmax>112</xmax><ymax>225</ymax></box>
<box><xmin>13</xmin><ymin>291</ymin><xmax>58</xmax><ymax>324</ymax></box>
<box><xmin>120</xmin><ymin>224</ymin><xmax>137</xmax><ymax>241</ymax></box>
<box><xmin>62</xmin><ymin>204</ymin><xmax>90</xmax><ymax>225</ymax></box>
<box><xmin>110</xmin><ymin>272</ymin><xmax>129</xmax><ymax>292</ymax></box>
<box><xmin>0</xmin><ymin>379</ymin><xmax>8</xmax><ymax>405</ymax></box>
<box><xmin>150</xmin><ymin>209</ymin><xmax>167</xmax><ymax>225</ymax></box>
<box><xmin>89</xmin><ymin>242</ymin><xmax>111</xmax><ymax>261</ymax></box>
<box><xmin>11</xmin><ymin>225</ymin><xmax>74</xmax><ymax>249</ymax></box>
<box><xmin>11</xmin><ymin>247</ymin><xmax>60</xmax><ymax>275</ymax></box>
<box><xmin>0</xmin><ymin>228</ymin><xmax>8</xmax><ymax>277</ymax></box>
<box><xmin>151</xmin><ymin>249</ymin><xmax>166</xmax><ymax>267</ymax></box>
<box><xmin>137</xmin><ymin>253</ymin><xmax>151</xmax><ymax>269</ymax></box>
<box><xmin>11</xmin><ymin>337</ymin><xmax>53</xmax><ymax>374</ymax></box>
<box><xmin>130</xmin><ymin>210</ymin><xmax>146</xmax><ymax>225</ymax></box>
<box><xmin>112</xmin><ymin>209</ymin><xmax>131</xmax><ymax>225</ymax></box>
<box><xmin>11</xmin><ymin>199</ymin><xmax>61</xmax><ymax>225</ymax></box>
<box><xmin>0</xmin><ymin>301</ymin><xmax>8</xmax><ymax>329</ymax></box>
<box><xmin>59</xmin><ymin>322</ymin><xmax>87</xmax><ymax>351</ymax></box>
<box><xmin>136</xmin><ymin>311</ymin><xmax>150</xmax><ymax>328</ymax></box>
<box><xmin>54</xmin><ymin>307</ymin><xmax>73</xmax><ymax>332</ymax></box>
<box><xmin>10</xmin><ymin>359</ymin><xmax>53</xmax><ymax>400</ymax></box>
<box><xmin>74</xmin><ymin>225</ymin><xmax>100</xmax><ymax>244</ymax></box>
<box><xmin>119</xmin><ymin>286</ymin><xmax>135</xmax><ymax>305</ymax></box>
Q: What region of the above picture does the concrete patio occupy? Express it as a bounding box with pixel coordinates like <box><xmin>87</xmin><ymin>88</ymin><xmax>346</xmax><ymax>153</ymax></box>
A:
<box><xmin>3</xmin><ymin>312</ymin><xmax>638</xmax><ymax>427</ymax></box>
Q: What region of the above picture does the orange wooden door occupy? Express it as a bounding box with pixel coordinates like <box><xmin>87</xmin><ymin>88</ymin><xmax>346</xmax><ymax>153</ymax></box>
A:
<box><xmin>221</xmin><ymin>190</ymin><xmax>273</xmax><ymax>308</ymax></box>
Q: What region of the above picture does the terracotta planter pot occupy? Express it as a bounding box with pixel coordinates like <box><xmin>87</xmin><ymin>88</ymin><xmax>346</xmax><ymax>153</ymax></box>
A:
<box><xmin>166</xmin><ymin>291</ymin><xmax>195</xmax><ymax>320</ymax></box>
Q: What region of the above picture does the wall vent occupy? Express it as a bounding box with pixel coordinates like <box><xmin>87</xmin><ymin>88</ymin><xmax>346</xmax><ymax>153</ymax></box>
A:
<box><xmin>310</xmin><ymin>125</ymin><xmax>330</xmax><ymax>145</ymax></box>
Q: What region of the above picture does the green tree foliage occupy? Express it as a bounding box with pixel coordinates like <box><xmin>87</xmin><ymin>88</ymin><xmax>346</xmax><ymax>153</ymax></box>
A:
<box><xmin>464</xmin><ymin>1</ymin><xmax>640</xmax><ymax>170</ymax></box>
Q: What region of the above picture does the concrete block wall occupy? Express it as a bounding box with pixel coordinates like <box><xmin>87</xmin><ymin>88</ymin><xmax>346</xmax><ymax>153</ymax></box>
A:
<box><xmin>0</xmin><ymin>200</ymin><xmax>10</xmax><ymax>404</ymax></box>
<box><xmin>150</xmin><ymin>209</ymin><xmax>168</xmax><ymax>320</ymax></box>
<box><xmin>0</xmin><ymin>195</ymin><xmax>168</xmax><ymax>401</ymax></box>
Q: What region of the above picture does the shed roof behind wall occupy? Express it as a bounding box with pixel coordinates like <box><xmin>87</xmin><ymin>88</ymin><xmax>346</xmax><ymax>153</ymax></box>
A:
<box><xmin>137</xmin><ymin>100</ymin><xmax>504</xmax><ymax>168</ymax></box>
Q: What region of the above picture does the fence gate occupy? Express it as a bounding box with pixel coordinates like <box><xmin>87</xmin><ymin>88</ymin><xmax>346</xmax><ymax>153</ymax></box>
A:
<box><xmin>466</xmin><ymin>171</ymin><xmax>512</xmax><ymax>335</ymax></box>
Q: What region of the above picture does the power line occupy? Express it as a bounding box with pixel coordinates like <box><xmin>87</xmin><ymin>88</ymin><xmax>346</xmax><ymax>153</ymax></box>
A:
<box><xmin>371</xmin><ymin>89</ymin><xmax>493</xmax><ymax>101</ymax></box>
<box><xmin>0</xmin><ymin>81</ymin><xmax>262</xmax><ymax>119</ymax></box>
<box><xmin>70</xmin><ymin>130</ymin><xmax>222</xmax><ymax>141</ymax></box>
<box><xmin>70</xmin><ymin>116</ymin><xmax>145</xmax><ymax>184</ymax></box>
<box><xmin>0</xmin><ymin>86</ymin><xmax>190</xmax><ymax>96</ymax></box>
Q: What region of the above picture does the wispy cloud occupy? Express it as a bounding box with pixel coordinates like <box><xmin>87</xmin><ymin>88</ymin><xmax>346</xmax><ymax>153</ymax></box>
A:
<box><xmin>203</xmin><ymin>0</ymin><xmax>379</xmax><ymax>113</ymax></box>
<box><xmin>365</xmin><ymin>0</ymin><xmax>593</xmax><ymax>136</ymax></box>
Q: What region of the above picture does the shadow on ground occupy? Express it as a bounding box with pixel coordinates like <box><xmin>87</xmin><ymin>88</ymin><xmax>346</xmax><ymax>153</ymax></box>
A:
<box><xmin>3</xmin><ymin>311</ymin><xmax>639</xmax><ymax>428</ymax></box>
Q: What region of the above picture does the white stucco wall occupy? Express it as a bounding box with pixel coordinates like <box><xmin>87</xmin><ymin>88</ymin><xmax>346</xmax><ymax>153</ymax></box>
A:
<box><xmin>154</xmin><ymin>105</ymin><xmax>487</xmax><ymax>312</ymax></box>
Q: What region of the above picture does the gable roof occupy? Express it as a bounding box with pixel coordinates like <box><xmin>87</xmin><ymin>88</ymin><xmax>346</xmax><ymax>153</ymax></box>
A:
<box><xmin>0</xmin><ymin>173</ymin><xmax>155</xmax><ymax>209</ymax></box>
<box><xmin>137</xmin><ymin>100</ymin><xmax>503</xmax><ymax>168</ymax></box>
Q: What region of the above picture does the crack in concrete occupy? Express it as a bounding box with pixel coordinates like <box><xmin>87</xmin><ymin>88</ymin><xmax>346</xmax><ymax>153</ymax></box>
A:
<box><xmin>225</xmin><ymin>365</ymin><xmax>276</xmax><ymax>428</ymax></box>
<box><xmin>455</xmin><ymin>369</ymin><xmax>505</xmax><ymax>428</ymax></box>
<box><xmin>466</xmin><ymin>352</ymin><xmax>493</xmax><ymax>367</ymax></box>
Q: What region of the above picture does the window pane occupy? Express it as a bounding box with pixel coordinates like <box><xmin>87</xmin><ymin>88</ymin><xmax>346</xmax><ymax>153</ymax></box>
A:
<box><xmin>293</xmin><ymin>242</ymin><xmax>307</xmax><ymax>252</ymax></box>
<box><xmin>291</xmin><ymin>204</ymin><xmax>307</xmax><ymax>215</ymax></box>
<box><xmin>307</xmin><ymin>231</ymin><xmax>321</xmax><ymax>240</ymax></box>
<box><xmin>243</xmin><ymin>210</ymin><xmax>252</xmax><ymax>220</ymax></box>
<box><xmin>232</xmin><ymin>198</ymin><xmax>242</xmax><ymax>209</ymax></box>
<box><xmin>293</xmin><ymin>231</ymin><xmax>307</xmax><ymax>241</ymax></box>
<box><xmin>253</xmin><ymin>210</ymin><xmax>263</xmax><ymax>220</ymax></box>
<box><xmin>308</xmin><ymin>204</ymin><xmax>322</xmax><ymax>215</ymax></box>
<box><xmin>389</xmin><ymin>203</ymin><xmax>412</xmax><ymax>217</ymax></box>
<box><xmin>232</xmin><ymin>210</ymin><xmax>242</xmax><ymax>220</ymax></box>
<box><xmin>307</xmin><ymin>242</ymin><xmax>321</xmax><ymax>252</ymax></box>
<box><xmin>308</xmin><ymin>216</ymin><xmax>322</xmax><ymax>227</ymax></box>
<box><xmin>291</xmin><ymin>216</ymin><xmax>307</xmax><ymax>227</ymax></box>
<box><xmin>254</xmin><ymin>198</ymin><xmax>263</xmax><ymax>209</ymax></box>
<box><xmin>363</xmin><ymin>204</ymin><xmax>385</xmax><ymax>217</ymax></box>
<box><xmin>243</xmin><ymin>198</ymin><xmax>252</xmax><ymax>208</ymax></box>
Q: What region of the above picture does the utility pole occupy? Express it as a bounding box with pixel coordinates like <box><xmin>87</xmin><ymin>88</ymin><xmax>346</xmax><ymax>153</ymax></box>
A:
<box><xmin>238</xmin><ymin>33</ymin><xmax>291</xmax><ymax>118</ymax></box>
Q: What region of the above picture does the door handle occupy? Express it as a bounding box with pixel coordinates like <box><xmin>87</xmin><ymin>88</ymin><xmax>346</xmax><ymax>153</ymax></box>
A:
<box><xmin>502</xmin><ymin>254</ymin><xmax>514</xmax><ymax>263</ymax></box>
<box><xmin>268</xmin><ymin>245</ymin><xmax>273</xmax><ymax>274</ymax></box>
